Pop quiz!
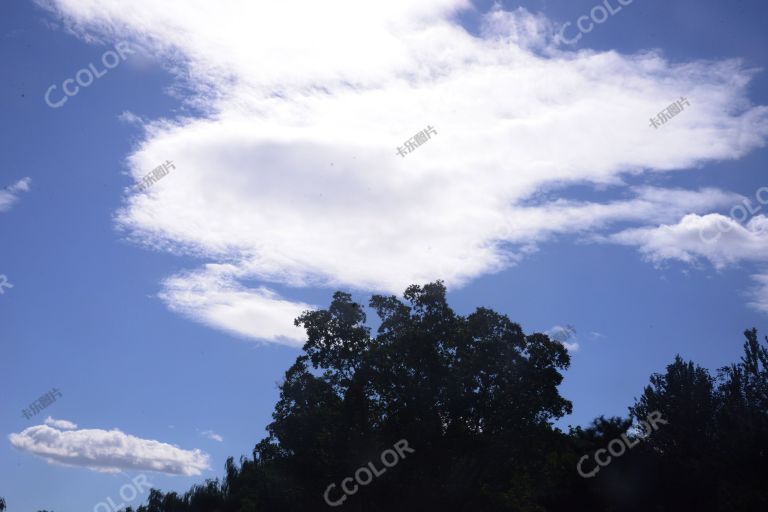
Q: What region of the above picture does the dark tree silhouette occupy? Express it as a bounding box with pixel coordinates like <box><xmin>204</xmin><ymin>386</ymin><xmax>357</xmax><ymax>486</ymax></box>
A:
<box><xmin>137</xmin><ymin>282</ymin><xmax>573</xmax><ymax>511</ymax></box>
<box><xmin>590</xmin><ymin>330</ymin><xmax>768</xmax><ymax>511</ymax></box>
<box><xmin>128</xmin><ymin>284</ymin><xmax>768</xmax><ymax>512</ymax></box>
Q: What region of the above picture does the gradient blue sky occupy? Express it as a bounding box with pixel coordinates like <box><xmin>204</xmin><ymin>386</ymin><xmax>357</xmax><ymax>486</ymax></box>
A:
<box><xmin>2</xmin><ymin>0</ymin><xmax>768</xmax><ymax>510</ymax></box>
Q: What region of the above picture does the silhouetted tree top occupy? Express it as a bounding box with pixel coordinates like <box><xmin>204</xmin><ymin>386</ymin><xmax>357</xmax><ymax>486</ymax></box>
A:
<box><xmin>240</xmin><ymin>281</ymin><xmax>572</xmax><ymax>510</ymax></box>
<box><xmin>125</xmin><ymin>284</ymin><xmax>767</xmax><ymax>512</ymax></box>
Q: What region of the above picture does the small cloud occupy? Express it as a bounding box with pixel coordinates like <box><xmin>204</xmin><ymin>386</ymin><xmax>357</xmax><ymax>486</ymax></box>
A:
<box><xmin>6</xmin><ymin>177</ymin><xmax>31</xmax><ymax>193</ymax></box>
<box><xmin>547</xmin><ymin>324</ymin><xmax>576</xmax><ymax>341</ymax></box>
<box><xmin>9</xmin><ymin>422</ymin><xmax>210</xmax><ymax>475</ymax></box>
<box><xmin>200</xmin><ymin>430</ymin><xmax>223</xmax><ymax>442</ymax></box>
<box><xmin>562</xmin><ymin>341</ymin><xmax>580</xmax><ymax>352</ymax></box>
<box><xmin>0</xmin><ymin>177</ymin><xmax>31</xmax><ymax>212</ymax></box>
<box><xmin>118</xmin><ymin>110</ymin><xmax>144</xmax><ymax>125</ymax></box>
<box><xmin>547</xmin><ymin>325</ymin><xmax>579</xmax><ymax>352</ymax></box>
<box><xmin>43</xmin><ymin>417</ymin><xmax>78</xmax><ymax>430</ymax></box>
<box><xmin>748</xmin><ymin>273</ymin><xmax>768</xmax><ymax>314</ymax></box>
<box><xmin>607</xmin><ymin>213</ymin><xmax>768</xmax><ymax>270</ymax></box>
<box><xmin>590</xmin><ymin>331</ymin><xmax>604</xmax><ymax>339</ymax></box>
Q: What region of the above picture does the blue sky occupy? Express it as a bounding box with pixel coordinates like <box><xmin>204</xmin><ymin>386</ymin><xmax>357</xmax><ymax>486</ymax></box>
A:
<box><xmin>2</xmin><ymin>0</ymin><xmax>768</xmax><ymax>510</ymax></box>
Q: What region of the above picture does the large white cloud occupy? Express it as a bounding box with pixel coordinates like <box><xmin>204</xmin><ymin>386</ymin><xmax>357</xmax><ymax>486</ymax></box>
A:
<box><xmin>9</xmin><ymin>423</ymin><xmax>210</xmax><ymax>475</ymax></box>
<box><xmin>38</xmin><ymin>1</ymin><xmax>768</xmax><ymax>340</ymax></box>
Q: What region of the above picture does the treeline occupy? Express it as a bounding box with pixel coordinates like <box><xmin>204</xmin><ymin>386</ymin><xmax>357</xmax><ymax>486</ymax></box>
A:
<box><xmin>9</xmin><ymin>282</ymin><xmax>768</xmax><ymax>511</ymax></box>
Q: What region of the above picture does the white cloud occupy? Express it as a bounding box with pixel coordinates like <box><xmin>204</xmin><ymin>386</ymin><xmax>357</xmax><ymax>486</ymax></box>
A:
<box><xmin>546</xmin><ymin>324</ymin><xmax>579</xmax><ymax>352</ymax></box>
<box><xmin>606</xmin><ymin>212</ymin><xmax>768</xmax><ymax>313</ymax></box>
<box><xmin>0</xmin><ymin>177</ymin><xmax>31</xmax><ymax>212</ymax></box>
<box><xmin>38</xmin><ymin>1</ymin><xmax>768</xmax><ymax>340</ymax></box>
<box><xmin>607</xmin><ymin>213</ymin><xmax>768</xmax><ymax>269</ymax></box>
<box><xmin>562</xmin><ymin>341</ymin><xmax>580</xmax><ymax>352</ymax></box>
<box><xmin>748</xmin><ymin>273</ymin><xmax>768</xmax><ymax>313</ymax></box>
<box><xmin>200</xmin><ymin>430</ymin><xmax>223</xmax><ymax>443</ymax></box>
<box><xmin>159</xmin><ymin>265</ymin><xmax>313</xmax><ymax>346</ymax></box>
<box><xmin>118</xmin><ymin>110</ymin><xmax>144</xmax><ymax>125</ymax></box>
<box><xmin>481</xmin><ymin>7</ymin><xmax>555</xmax><ymax>50</ymax></box>
<box><xmin>43</xmin><ymin>417</ymin><xmax>78</xmax><ymax>430</ymax></box>
<box><xmin>9</xmin><ymin>423</ymin><xmax>210</xmax><ymax>475</ymax></box>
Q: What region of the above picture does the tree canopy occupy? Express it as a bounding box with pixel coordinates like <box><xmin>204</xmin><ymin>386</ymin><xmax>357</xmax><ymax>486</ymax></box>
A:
<box><xmin>124</xmin><ymin>284</ymin><xmax>767</xmax><ymax>512</ymax></box>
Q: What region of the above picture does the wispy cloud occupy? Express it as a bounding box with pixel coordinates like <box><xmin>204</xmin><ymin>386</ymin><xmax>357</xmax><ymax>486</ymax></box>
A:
<box><xmin>117</xmin><ymin>110</ymin><xmax>144</xmax><ymax>126</ymax></box>
<box><xmin>0</xmin><ymin>177</ymin><xmax>31</xmax><ymax>212</ymax></box>
<box><xmin>547</xmin><ymin>325</ymin><xmax>579</xmax><ymax>352</ymax></box>
<box><xmin>9</xmin><ymin>423</ymin><xmax>210</xmax><ymax>475</ymax></box>
<box><xmin>159</xmin><ymin>265</ymin><xmax>313</xmax><ymax>345</ymax></box>
<box><xmin>43</xmin><ymin>417</ymin><xmax>78</xmax><ymax>430</ymax></box>
<box><xmin>748</xmin><ymin>273</ymin><xmax>768</xmax><ymax>314</ymax></box>
<box><xmin>200</xmin><ymin>430</ymin><xmax>223</xmax><ymax>443</ymax></box>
